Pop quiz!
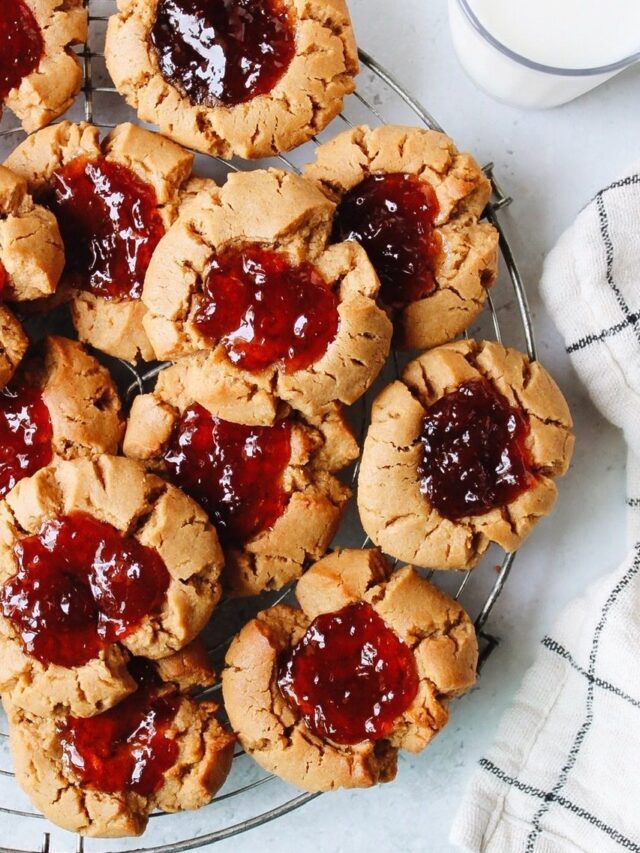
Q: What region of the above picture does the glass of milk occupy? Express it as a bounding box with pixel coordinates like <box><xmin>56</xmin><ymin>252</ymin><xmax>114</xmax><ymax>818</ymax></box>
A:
<box><xmin>448</xmin><ymin>0</ymin><xmax>640</xmax><ymax>108</ymax></box>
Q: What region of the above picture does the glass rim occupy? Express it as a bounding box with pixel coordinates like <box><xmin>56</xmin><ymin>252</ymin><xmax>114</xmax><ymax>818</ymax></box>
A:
<box><xmin>457</xmin><ymin>0</ymin><xmax>640</xmax><ymax>77</ymax></box>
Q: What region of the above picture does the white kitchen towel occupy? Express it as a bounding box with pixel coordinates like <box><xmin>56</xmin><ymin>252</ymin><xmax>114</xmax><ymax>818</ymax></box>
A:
<box><xmin>450</xmin><ymin>163</ymin><xmax>640</xmax><ymax>853</ymax></box>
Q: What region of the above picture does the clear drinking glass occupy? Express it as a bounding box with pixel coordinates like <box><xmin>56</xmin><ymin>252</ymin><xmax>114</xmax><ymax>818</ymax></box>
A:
<box><xmin>448</xmin><ymin>0</ymin><xmax>640</xmax><ymax>108</ymax></box>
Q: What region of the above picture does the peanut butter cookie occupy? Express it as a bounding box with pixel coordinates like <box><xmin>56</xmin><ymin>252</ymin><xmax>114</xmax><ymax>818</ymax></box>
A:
<box><xmin>358</xmin><ymin>340</ymin><xmax>574</xmax><ymax>570</ymax></box>
<box><xmin>304</xmin><ymin>125</ymin><xmax>499</xmax><ymax>349</ymax></box>
<box><xmin>0</xmin><ymin>336</ymin><xmax>124</xmax><ymax>500</ymax></box>
<box><xmin>0</xmin><ymin>454</ymin><xmax>224</xmax><ymax>718</ymax></box>
<box><xmin>6</xmin><ymin>643</ymin><xmax>235</xmax><ymax>837</ymax></box>
<box><xmin>141</xmin><ymin>169</ymin><xmax>392</xmax><ymax>422</ymax></box>
<box><xmin>223</xmin><ymin>549</ymin><xmax>478</xmax><ymax>791</ymax></box>
<box><xmin>124</xmin><ymin>364</ymin><xmax>358</xmax><ymax>595</ymax></box>
<box><xmin>0</xmin><ymin>165</ymin><xmax>64</xmax><ymax>302</ymax></box>
<box><xmin>5</xmin><ymin>122</ymin><xmax>201</xmax><ymax>362</ymax></box>
<box><xmin>0</xmin><ymin>304</ymin><xmax>28</xmax><ymax>387</ymax></box>
<box><xmin>0</xmin><ymin>0</ymin><xmax>87</xmax><ymax>133</ymax></box>
<box><xmin>105</xmin><ymin>0</ymin><xmax>358</xmax><ymax>159</ymax></box>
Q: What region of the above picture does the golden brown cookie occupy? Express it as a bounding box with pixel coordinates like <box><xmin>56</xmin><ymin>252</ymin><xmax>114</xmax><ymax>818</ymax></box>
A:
<box><xmin>0</xmin><ymin>454</ymin><xmax>224</xmax><ymax>718</ymax></box>
<box><xmin>0</xmin><ymin>166</ymin><xmax>64</xmax><ymax>302</ymax></box>
<box><xmin>0</xmin><ymin>304</ymin><xmax>28</xmax><ymax>387</ymax></box>
<box><xmin>105</xmin><ymin>0</ymin><xmax>358</xmax><ymax>159</ymax></box>
<box><xmin>304</xmin><ymin>125</ymin><xmax>499</xmax><ymax>349</ymax></box>
<box><xmin>6</xmin><ymin>643</ymin><xmax>235</xmax><ymax>838</ymax></box>
<box><xmin>124</xmin><ymin>365</ymin><xmax>358</xmax><ymax>595</ymax></box>
<box><xmin>0</xmin><ymin>0</ymin><xmax>87</xmax><ymax>133</ymax></box>
<box><xmin>4</xmin><ymin>122</ymin><xmax>201</xmax><ymax>362</ymax></box>
<box><xmin>223</xmin><ymin>549</ymin><xmax>477</xmax><ymax>792</ymax></box>
<box><xmin>141</xmin><ymin>169</ymin><xmax>392</xmax><ymax>422</ymax></box>
<box><xmin>358</xmin><ymin>340</ymin><xmax>574</xmax><ymax>570</ymax></box>
<box><xmin>0</xmin><ymin>336</ymin><xmax>124</xmax><ymax>500</ymax></box>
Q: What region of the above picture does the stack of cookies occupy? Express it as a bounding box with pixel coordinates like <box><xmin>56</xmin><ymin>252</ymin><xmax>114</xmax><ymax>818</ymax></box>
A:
<box><xmin>0</xmin><ymin>0</ymin><xmax>574</xmax><ymax>840</ymax></box>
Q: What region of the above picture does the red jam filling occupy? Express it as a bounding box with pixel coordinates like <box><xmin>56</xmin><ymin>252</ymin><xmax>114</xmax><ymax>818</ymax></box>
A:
<box><xmin>332</xmin><ymin>173</ymin><xmax>441</xmax><ymax>308</ymax></box>
<box><xmin>150</xmin><ymin>0</ymin><xmax>296</xmax><ymax>107</ymax></box>
<box><xmin>59</xmin><ymin>687</ymin><xmax>180</xmax><ymax>796</ymax></box>
<box><xmin>0</xmin><ymin>261</ymin><xmax>7</xmax><ymax>295</ymax></box>
<box><xmin>418</xmin><ymin>378</ymin><xmax>536</xmax><ymax>520</ymax></box>
<box><xmin>44</xmin><ymin>156</ymin><xmax>165</xmax><ymax>301</ymax></box>
<box><xmin>0</xmin><ymin>512</ymin><xmax>171</xmax><ymax>668</ymax></box>
<box><xmin>193</xmin><ymin>246</ymin><xmax>340</xmax><ymax>373</ymax></box>
<box><xmin>0</xmin><ymin>0</ymin><xmax>43</xmax><ymax>104</ymax></box>
<box><xmin>164</xmin><ymin>403</ymin><xmax>292</xmax><ymax>547</ymax></box>
<box><xmin>0</xmin><ymin>383</ymin><xmax>53</xmax><ymax>499</ymax></box>
<box><xmin>278</xmin><ymin>601</ymin><xmax>419</xmax><ymax>745</ymax></box>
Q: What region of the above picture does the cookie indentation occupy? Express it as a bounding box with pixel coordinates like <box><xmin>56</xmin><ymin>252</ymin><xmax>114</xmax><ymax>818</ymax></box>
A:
<box><xmin>419</xmin><ymin>378</ymin><xmax>536</xmax><ymax>520</ymax></box>
<box><xmin>59</xmin><ymin>687</ymin><xmax>180</xmax><ymax>796</ymax></box>
<box><xmin>0</xmin><ymin>382</ymin><xmax>53</xmax><ymax>499</ymax></box>
<box><xmin>193</xmin><ymin>246</ymin><xmax>340</xmax><ymax>373</ymax></box>
<box><xmin>333</xmin><ymin>172</ymin><xmax>441</xmax><ymax>309</ymax></box>
<box><xmin>305</xmin><ymin>126</ymin><xmax>500</xmax><ymax>350</ymax></box>
<box><xmin>43</xmin><ymin>156</ymin><xmax>166</xmax><ymax>301</ymax></box>
<box><xmin>358</xmin><ymin>341</ymin><xmax>574</xmax><ymax>570</ymax></box>
<box><xmin>0</xmin><ymin>0</ymin><xmax>43</xmax><ymax>105</ymax></box>
<box><xmin>150</xmin><ymin>0</ymin><xmax>296</xmax><ymax>107</ymax></box>
<box><xmin>0</xmin><ymin>512</ymin><xmax>170</xmax><ymax>668</ymax></box>
<box><xmin>278</xmin><ymin>600</ymin><xmax>419</xmax><ymax>745</ymax></box>
<box><xmin>164</xmin><ymin>403</ymin><xmax>292</xmax><ymax>546</ymax></box>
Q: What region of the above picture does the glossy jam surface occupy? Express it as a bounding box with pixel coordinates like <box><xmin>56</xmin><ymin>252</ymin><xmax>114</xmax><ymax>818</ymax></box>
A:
<box><xmin>45</xmin><ymin>156</ymin><xmax>165</xmax><ymax>301</ymax></box>
<box><xmin>0</xmin><ymin>513</ymin><xmax>171</xmax><ymax>668</ymax></box>
<box><xmin>332</xmin><ymin>173</ymin><xmax>441</xmax><ymax>307</ymax></box>
<box><xmin>0</xmin><ymin>261</ymin><xmax>7</xmax><ymax>295</ymax></box>
<box><xmin>193</xmin><ymin>246</ymin><xmax>340</xmax><ymax>373</ymax></box>
<box><xmin>0</xmin><ymin>384</ymin><xmax>53</xmax><ymax>499</ymax></box>
<box><xmin>0</xmin><ymin>0</ymin><xmax>43</xmax><ymax>104</ymax></box>
<box><xmin>150</xmin><ymin>0</ymin><xmax>296</xmax><ymax>107</ymax></box>
<box><xmin>164</xmin><ymin>404</ymin><xmax>292</xmax><ymax>546</ymax></box>
<box><xmin>278</xmin><ymin>601</ymin><xmax>419</xmax><ymax>745</ymax></box>
<box><xmin>59</xmin><ymin>687</ymin><xmax>179</xmax><ymax>795</ymax></box>
<box><xmin>419</xmin><ymin>378</ymin><xmax>536</xmax><ymax>520</ymax></box>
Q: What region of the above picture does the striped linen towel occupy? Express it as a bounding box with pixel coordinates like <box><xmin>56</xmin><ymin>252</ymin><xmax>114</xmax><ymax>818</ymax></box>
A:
<box><xmin>450</xmin><ymin>164</ymin><xmax>640</xmax><ymax>852</ymax></box>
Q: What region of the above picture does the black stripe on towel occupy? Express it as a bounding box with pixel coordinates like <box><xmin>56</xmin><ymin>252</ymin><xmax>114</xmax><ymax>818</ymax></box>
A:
<box><xmin>567</xmin><ymin>313</ymin><xmax>640</xmax><ymax>353</ymax></box>
<box><xmin>595</xmin><ymin>194</ymin><xmax>640</xmax><ymax>347</ymax></box>
<box><xmin>542</xmin><ymin>636</ymin><xmax>640</xmax><ymax>709</ymax></box>
<box><xmin>480</xmin><ymin>758</ymin><xmax>640</xmax><ymax>851</ymax></box>
<box><xmin>525</xmin><ymin>548</ymin><xmax>640</xmax><ymax>850</ymax></box>
<box><xmin>566</xmin><ymin>174</ymin><xmax>640</xmax><ymax>353</ymax></box>
<box><xmin>595</xmin><ymin>173</ymin><xmax>640</xmax><ymax>201</ymax></box>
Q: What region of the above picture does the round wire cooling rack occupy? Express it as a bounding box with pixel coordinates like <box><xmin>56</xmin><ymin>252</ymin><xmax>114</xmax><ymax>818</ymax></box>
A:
<box><xmin>0</xmin><ymin>2</ymin><xmax>536</xmax><ymax>851</ymax></box>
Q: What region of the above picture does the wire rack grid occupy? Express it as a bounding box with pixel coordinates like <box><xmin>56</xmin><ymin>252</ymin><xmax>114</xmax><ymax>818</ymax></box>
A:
<box><xmin>0</xmin><ymin>2</ymin><xmax>536</xmax><ymax>851</ymax></box>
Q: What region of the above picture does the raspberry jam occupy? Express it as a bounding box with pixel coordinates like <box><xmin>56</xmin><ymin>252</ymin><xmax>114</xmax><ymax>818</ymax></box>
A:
<box><xmin>193</xmin><ymin>246</ymin><xmax>340</xmax><ymax>373</ymax></box>
<box><xmin>0</xmin><ymin>0</ymin><xmax>43</xmax><ymax>104</ymax></box>
<box><xmin>0</xmin><ymin>261</ymin><xmax>7</xmax><ymax>295</ymax></box>
<box><xmin>419</xmin><ymin>378</ymin><xmax>536</xmax><ymax>520</ymax></box>
<box><xmin>45</xmin><ymin>156</ymin><xmax>165</xmax><ymax>301</ymax></box>
<box><xmin>0</xmin><ymin>383</ymin><xmax>53</xmax><ymax>499</ymax></box>
<box><xmin>59</xmin><ymin>687</ymin><xmax>179</xmax><ymax>796</ymax></box>
<box><xmin>150</xmin><ymin>0</ymin><xmax>295</xmax><ymax>107</ymax></box>
<box><xmin>278</xmin><ymin>601</ymin><xmax>419</xmax><ymax>745</ymax></box>
<box><xmin>0</xmin><ymin>513</ymin><xmax>171</xmax><ymax>668</ymax></box>
<box><xmin>164</xmin><ymin>404</ymin><xmax>292</xmax><ymax>546</ymax></box>
<box><xmin>332</xmin><ymin>173</ymin><xmax>441</xmax><ymax>307</ymax></box>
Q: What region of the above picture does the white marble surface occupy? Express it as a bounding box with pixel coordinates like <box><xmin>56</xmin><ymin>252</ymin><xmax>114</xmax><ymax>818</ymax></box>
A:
<box><xmin>1</xmin><ymin>1</ymin><xmax>638</xmax><ymax>851</ymax></box>
<box><xmin>209</xmin><ymin>1</ymin><xmax>637</xmax><ymax>851</ymax></box>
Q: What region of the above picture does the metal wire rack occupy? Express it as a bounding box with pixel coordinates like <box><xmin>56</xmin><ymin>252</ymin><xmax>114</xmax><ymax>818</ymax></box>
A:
<box><xmin>0</xmin><ymin>1</ymin><xmax>536</xmax><ymax>850</ymax></box>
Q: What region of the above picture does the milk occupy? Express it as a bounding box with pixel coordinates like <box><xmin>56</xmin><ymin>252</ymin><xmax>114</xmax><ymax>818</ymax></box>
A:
<box><xmin>448</xmin><ymin>0</ymin><xmax>640</xmax><ymax>108</ymax></box>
